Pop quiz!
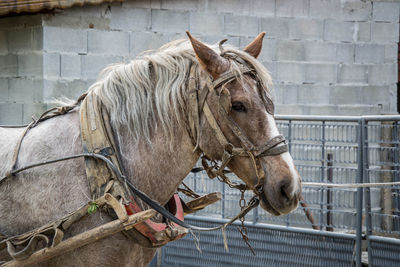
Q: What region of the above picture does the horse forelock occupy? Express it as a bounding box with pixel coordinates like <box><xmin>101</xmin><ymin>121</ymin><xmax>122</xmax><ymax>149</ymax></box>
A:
<box><xmin>88</xmin><ymin>39</ymin><xmax>273</xmax><ymax>145</ymax></box>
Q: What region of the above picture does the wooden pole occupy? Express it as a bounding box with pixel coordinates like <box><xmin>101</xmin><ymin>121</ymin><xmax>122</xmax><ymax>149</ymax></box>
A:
<box><xmin>3</xmin><ymin>209</ymin><xmax>156</xmax><ymax>267</ymax></box>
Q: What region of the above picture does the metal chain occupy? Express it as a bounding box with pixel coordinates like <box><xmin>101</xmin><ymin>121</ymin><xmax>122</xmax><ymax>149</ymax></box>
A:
<box><xmin>237</xmin><ymin>189</ymin><xmax>256</xmax><ymax>256</ymax></box>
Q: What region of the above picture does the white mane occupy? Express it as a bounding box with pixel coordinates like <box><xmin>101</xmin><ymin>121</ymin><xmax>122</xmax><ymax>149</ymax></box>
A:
<box><xmin>88</xmin><ymin>39</ymin><xmax>272</xmax><ymax>143</ymax></box>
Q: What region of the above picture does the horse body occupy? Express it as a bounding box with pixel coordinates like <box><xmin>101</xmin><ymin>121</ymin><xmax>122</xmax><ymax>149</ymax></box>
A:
<box><xmin>0</xmin><ymin>33</ymin><xmax>301</xmax><ymax>266</ymax></box>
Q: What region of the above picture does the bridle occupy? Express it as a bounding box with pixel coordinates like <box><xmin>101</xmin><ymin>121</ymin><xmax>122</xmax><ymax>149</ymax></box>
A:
<box><xmin>187</xmin><ymin>55</ymin><xmax>289</xmax><ymax>201</ymax></box>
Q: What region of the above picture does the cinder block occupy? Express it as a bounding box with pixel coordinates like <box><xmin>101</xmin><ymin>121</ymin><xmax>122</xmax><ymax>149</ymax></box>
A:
<box><xmin>355</xmin><ymin>44</ymin><xmax>385</xmax><ymax>64</ymax></box>
<box><xmin>341</xmin><ymin>0</ymin><xmax>372</xmax><ymax>21</ymax></box>
<box><xmin>42</xmin><ymin>12</ymin><xmax>110</xmax><ymax>30</ymax></box>
<box><xmin>335</xmin><ymin>105</ymin><xmax>382</xmax><ymax>116</ymax></box>
<box><xmin>208</xmin><ymin>0</ymin><xmax>250</xmax><ymax>15</ymax></box>
<box><xmin>307</xmin><ymin>104</ymin><xmax>339</xmax><ymax>115</ymax></box>
<box><xmin>225</xmin><ymin>14</ymin><xmax>259</xmax><ymax>36</ymax></box>
<box><xmin>373</xmin><ymin>2</ymin><xmax>400</xmax><ymax>22</ymax></box>
<box><xmin>17</xmin><ymin>53</ymin><xmax>43</xmax><ymax>77</ymax></box>
<box><xmin>88</xmin><ymin>30</ymin><xmax>129</xmax><ymax>55</ymax></box>
<box><xmin>273</xmin><ymin>84</ymin><xmax>298</xmax><ymax>104</ymax></box>
<box><xmin>337</xmin><ymin>64</ymin><xmax>368</xmax><ymax>84</ymax></box>
<box><xmin>275</xmin><ymin>40</ymin><xmax>305</xmax><ymax>61</ymax></box>
<box><xmin>276</xmin><ymin>0</ymin><xmax>309</xmax><ymax>18</ymax></box>
<box><xmin>161</xmin><ymin>0</ymin><xmax>203</xmax><ymax>11</ymax></box>
<box><xmin>0</xmin><ymin>103</ymin><xmax>23</xmax><ymax>124</ymax></box>
<box><xmin>305</xmin><ymin>63</ymin><xmax>337</xmax><ymax>84</ymax></box>
<box><xmin>110</xmin><ymin>7</ymin><xmax>150</xmax><ymax>31</ymax></box>
<box><xmin>298</xmin><ymin>85</ymin><xmax>330</xmax><ymax>104</ymax></box>
<box><xmin>336</xmin><ymin>43</ymin><xmax>354</xmax><ymax>63</ymax></box>
<box><xmin>368</xmin><ymin>63</ymin><xmax>397</xmax><ymax>85</ymax></box>
<box><xmin>309</xmin><ymin>0</ymin><xmax>341</xmax><ymax>19</ymax></box>
<box><xmin>43</xmin><ymin>27</ymin><xmax>87</xmax><ymax>54</ymax></box>
<box><xmin>361</xmin><ymin>86</ymin><xmax>391</xmax><ymax>105</ymax></box>
<box><xmin>250</xmin><ymin>0</ymin><xmax>275</xmax><ymax>17</ymax></box>
<box><xmin>9</xmin><ymin>78</ymin><xmax>43</xmax><ymax>103</ymax></box>
<box><xmin>324</xmin><ymin>21</ymin><xmax>355</xmax><ymax>42</ymax></box>
<box><xmin>43</xmin><ymin>53</ymin><xmax>60</xmax><ymax>78</ymax></box>
<box><xmin>61</xmin><ymin>54</ymin><xmax>81</xmax><ymax>78</ymax></box>
<box><xmin>275</xmin><ymin>104</ymin><xmax>305</xmax><ymax>115</ymax></box>
<box><xmin>330</xmin><ymin>86</ymin><xmax>361</xmax><ymax>105</ymax></box>
<box><xmin>288</xmin><ymin>18</ymin><xmax>323</xmax><ymax>40</ymax></box>
<box><xmin>80</xmin><ymin>54</ymin><xmax>123</xmax><ymax>79</ymax></box>
<box><xmin>0</xmin><ymin>31</ymin><xmax>7</xmax><ymax>55</ymax></box>
<box><xmin>357</xmin><ymin>22</ymin><xmax>371</xmax><ymax>42</ymax></box>
<box><xmin>130</xmin><ymin>31</ymin><xmax>169</xmax><ymax>56</ymax></box>
<box><xmin>384</xmin><ymin>44</ymin><xmax>397</xmax><ymax>63</ymax></box>
<box><xmin>355</xmin><ymin>22</ymin><xmax>371</xmax><ymax>42</ymax></box>
<box><xmin>43</xmin><ymin>79</ymin><xmax>88</xmax><ymax>101</ymax></box>
<box><xmin>0</xmin><ymin>78</ymin><xmax>8</xmax><ymax>102</ymax></box>
<box><xmin>151</xmin><ymin>10</ymin><xmax>190</xmax><ymax>33</ymax></box>
<box><xmin>304</xmin><ymin>41</ymin><xmax>336</xmax><ymax>62</ymax></box>
<box><xmin>7</xmin><ymin>27</ymin><xmax>43</xmax><ymax>52</ymax></box>
<box><xmin>371</xmin><ymin>22</ymin><xmax>399</xmax><ymax>43</ymax></box>
<box><xmin>276</xmin><ymin>62</ymin><xmax>305</xmax><ymax>84</ymax></box>
<box><xmin>0</xmin><ymin>55</ymin><xmax>17</xmax><ymax>77</ymax></box>
<box><xmin>190</xmin><ymin>13</ymin><xmax>224</xmax><ymax>35</ymax></box>
<box><xmin>23</xmin><ymin>103</ymin><xmax>48</xmax><ymax>123</ymax></box>
<box><xmin>260</xmin><ymin>18</ymin><xmax>289</xmax><ymax>39</ymax></box>
<box><xmin>324</xmin><ymin>21</ymin><xmax>370</xmax><ymax>42</ymax></box>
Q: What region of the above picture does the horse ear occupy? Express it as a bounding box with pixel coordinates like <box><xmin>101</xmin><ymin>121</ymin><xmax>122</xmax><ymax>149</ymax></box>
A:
<box><xmin>186</xmin><ymin>31</ymin><xmax>229</xmax><ymax>79</ymax></box>
<box><xmin>243</xmin><ymin>32</ymin><xmax>266</xmax><ymax>59</ymax></box>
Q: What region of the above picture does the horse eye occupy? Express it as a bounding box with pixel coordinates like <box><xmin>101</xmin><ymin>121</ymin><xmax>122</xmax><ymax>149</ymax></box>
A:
<box><xmin>232</xmin><ymin>102</ymin><xmax>247</xmax><ymax>112</ymax></box>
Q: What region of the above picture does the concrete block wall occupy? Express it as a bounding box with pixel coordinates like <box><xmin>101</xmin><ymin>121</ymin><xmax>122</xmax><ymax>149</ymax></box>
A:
<box><xmin>0</xmin><ymin>16</ymin><xmax>47</xmax><ymax>124</ymax></box>
<box><xmin>0</xmin><ymin>0</ymin><xmax>399</xmax><ymax>124</ymax></box>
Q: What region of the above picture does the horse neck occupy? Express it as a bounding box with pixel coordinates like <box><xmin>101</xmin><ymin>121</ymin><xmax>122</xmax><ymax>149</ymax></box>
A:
<box><xmin>115</xmin><ymin>124</ymin><xmax>200</xmax><ymax>205</ymax></box>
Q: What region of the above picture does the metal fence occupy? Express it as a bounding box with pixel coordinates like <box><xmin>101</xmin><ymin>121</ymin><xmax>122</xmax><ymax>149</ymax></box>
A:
<box><xmin>150</xmin><ymin>115</ymin><xmax>400</xmax><ymax>267</ymax></box>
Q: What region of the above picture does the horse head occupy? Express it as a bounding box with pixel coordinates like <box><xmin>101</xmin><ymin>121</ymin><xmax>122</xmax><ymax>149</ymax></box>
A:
<box><xmin>187</xmin><ymin>32</ymin><xmax>301</xmax><ymax>216</ymax></box>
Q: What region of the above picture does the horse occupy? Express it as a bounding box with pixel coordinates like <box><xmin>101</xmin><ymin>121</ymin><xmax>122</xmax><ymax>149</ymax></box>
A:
<box><xmin>0</xmin><ymin>32</ymin><xmax>301</xmax><ymax>266</ymax></box>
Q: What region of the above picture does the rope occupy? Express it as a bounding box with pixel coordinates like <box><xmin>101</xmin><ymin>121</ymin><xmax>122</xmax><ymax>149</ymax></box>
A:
<box><xmin>302</xmin><ymin>181</ymin><xmax>400</xmax><ymax>188</ymax></box>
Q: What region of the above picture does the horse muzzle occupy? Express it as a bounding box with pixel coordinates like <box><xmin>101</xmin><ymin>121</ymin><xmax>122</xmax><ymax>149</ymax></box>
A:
<box><xmin>258</xmin><ymin>154</ymin><xmax>302</xmax><ymax>216</ymax></box>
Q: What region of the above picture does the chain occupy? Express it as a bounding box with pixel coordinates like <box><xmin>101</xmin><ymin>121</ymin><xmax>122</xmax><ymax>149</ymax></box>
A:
<box><xmin>237</xmin><ymin>189</ymin><xmax>256</xmax><ymax>256</ymax></box>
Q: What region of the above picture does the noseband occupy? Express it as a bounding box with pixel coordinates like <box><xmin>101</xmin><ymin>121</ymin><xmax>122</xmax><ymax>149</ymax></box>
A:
<box><xmin>187</xmin><ymin>57</ymin><xmax>289</xmax><ymax>199</ymax></box>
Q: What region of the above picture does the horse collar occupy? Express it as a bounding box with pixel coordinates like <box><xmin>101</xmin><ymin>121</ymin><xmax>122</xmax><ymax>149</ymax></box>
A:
<box><xmin>80</xmin><ymin>93</ymin><xmax>187</xmax><ymax>248</ymax></box>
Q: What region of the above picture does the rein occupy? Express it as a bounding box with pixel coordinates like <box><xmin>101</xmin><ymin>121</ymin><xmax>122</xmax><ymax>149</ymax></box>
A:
<box><xmin>0</xmin><ymin>151</ymin><xmax>256</xmax><ymax>232</ymax></box>
<box><xmin>0</xmin><ymin>54</ymin><xmax>302</xmax><ymax>253</ymax></box>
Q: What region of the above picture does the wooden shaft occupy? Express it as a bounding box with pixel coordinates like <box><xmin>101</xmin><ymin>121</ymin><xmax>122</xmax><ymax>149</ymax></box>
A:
<box><xmin>3</xmin><ymin>209</ymin><xmax>156</xmax><ymax>267</ymax></box>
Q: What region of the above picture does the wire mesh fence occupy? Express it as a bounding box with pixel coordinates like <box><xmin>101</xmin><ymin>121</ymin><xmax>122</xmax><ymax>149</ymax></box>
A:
<box><xmin>182</xmin><ymin>117</ymin><xmax>362</xmax><ymax>232</ymax></box>
<box><xmin>158</xmin><ymin>115</ymin><xmax>400</xmax><ymax>267</ymax></box>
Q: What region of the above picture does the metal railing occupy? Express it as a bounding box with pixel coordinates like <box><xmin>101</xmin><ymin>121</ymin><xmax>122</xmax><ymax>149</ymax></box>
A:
<box><xmin>153</xmin><ymin>115</ymin><xmax>400</xmax><ymax>267</ymax></box>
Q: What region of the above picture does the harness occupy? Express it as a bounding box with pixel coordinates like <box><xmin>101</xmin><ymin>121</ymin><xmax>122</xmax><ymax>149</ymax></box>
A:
<box><xmin>80</xmin><ymin>93</ymin><xmax>188</xmax><ymax>248</ymax></box>
<box><xmin>0</xmin><ymin>53</ymin><xmax>291</xmax><ymax>261</ymax></box>
<box><xmin>187</xmin><ymin>59</ymin><xmax>288</xmax><ymax>201</ymax></box>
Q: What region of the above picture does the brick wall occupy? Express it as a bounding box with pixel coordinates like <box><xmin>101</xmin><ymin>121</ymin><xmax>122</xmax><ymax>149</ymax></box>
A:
<box><xmin>0</xmin><ymin>0</ymin><xmax>399</xmax><ymax>124</ymax></box>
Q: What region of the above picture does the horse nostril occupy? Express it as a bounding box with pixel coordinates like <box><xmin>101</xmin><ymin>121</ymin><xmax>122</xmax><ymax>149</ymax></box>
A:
<box><xmin>279</xmin><ymin>180</ymin><xmax>292</xmax><ymax>202</ymax></box>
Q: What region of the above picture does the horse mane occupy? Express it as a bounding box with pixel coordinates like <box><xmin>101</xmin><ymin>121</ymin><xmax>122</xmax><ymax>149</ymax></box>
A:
<box><xmin>88</xmin><ymin>39</ymin><xmax>272</xmax><ymax>144</ymax></box>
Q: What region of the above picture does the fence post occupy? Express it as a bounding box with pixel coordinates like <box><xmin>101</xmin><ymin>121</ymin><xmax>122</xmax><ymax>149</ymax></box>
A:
<box><xmin>320</xmin><ymin>121</ymin><xmax>326</xmax><ymax>230</ymax></box>
<box><xmin>326</xmin><ymin>153</ymin><xmax>333</xmax><ymax>231</ymax></box>
<box><xmin>363</xmin><ymin>119</ymin><xmax>373</xmax><ymax>267</ymax></box>
<box><xmin>380</xmin><ymin>121</ymin><xmax>394</xmax><ymax>231</ymax></box>
<box><xmin>394</xmin><ymin>121</ymin><xmax>400</xmax><ymax>231</ymax></box>
<box><xmin>355</xmin><ymin>118</ymin><xmax>364</xmax><ymax>267</ymax></box>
